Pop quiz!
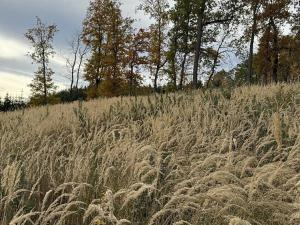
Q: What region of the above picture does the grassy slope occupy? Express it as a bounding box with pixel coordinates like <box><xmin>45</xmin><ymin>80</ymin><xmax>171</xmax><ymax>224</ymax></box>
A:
<box><xmin>0</xmin><ymin>84</ymin><xmax>300</xmax><ymax>225</ymax></box>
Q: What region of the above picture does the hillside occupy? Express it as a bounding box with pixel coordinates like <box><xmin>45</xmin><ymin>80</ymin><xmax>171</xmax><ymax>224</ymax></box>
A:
<box><xmin>0</xmin><ymin>84</ymin><xmax>300</xmax><ymax>225</ymax></box>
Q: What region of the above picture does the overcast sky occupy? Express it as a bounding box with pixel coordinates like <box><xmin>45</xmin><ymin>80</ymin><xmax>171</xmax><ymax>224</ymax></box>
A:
<box><xmin>0</xmin><ymin>0</ymin><xmax>150</xmax><ymax>98</ymax></box>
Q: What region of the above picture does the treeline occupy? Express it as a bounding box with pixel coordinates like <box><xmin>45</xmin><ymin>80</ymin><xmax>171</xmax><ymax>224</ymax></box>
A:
<box><xmin>24</xmin><ymin>0</ymin><xmax>300</xmax><ymax>105</ymax></box>
<box><xmin>0</xmin><ymin>95</ymin><xmax>26</xmax><ymax>112</ymax></box>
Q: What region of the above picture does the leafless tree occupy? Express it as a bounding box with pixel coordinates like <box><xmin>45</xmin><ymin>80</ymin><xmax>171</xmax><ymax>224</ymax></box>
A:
<box><xmin>65</xmin><ymin>32</ymin><xmax>89</xmax><ymax>92</ymax></box>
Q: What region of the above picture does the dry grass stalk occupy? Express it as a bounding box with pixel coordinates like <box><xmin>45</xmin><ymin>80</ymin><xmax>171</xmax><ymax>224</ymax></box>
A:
<box><xmin>273</xmin><ymin>112</ymin><xmax>282</xmax><ymax>148</ymax></box>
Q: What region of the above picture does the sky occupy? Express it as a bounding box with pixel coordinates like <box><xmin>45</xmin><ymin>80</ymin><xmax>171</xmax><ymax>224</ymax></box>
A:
<box><xmin>0</xmin><ymin>0</ymin><xmax>150</xmax><ymax>99</ymax></box>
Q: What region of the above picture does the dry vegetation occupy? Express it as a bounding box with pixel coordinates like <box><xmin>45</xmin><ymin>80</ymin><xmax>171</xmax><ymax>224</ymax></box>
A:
<box><xmin>0</xmin><ymin>84</ymin><xmax>300</xmax><ymax>225</ymax></box>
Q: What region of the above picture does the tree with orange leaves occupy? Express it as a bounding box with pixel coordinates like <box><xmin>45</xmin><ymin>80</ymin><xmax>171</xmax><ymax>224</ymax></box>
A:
<box><xmin>139</xmin><ymin>0</ymin><xmax>169</xmax><ymax>92</ymax></box>
<box><xmin>124</xmin><ymin>29</ymin><xmax>150</xmax><ymax>96</ymax></box>
<box><xmin>83</xmin><ymin>0</ymin><xmax>132</xmax><ymax>98</ymax></box>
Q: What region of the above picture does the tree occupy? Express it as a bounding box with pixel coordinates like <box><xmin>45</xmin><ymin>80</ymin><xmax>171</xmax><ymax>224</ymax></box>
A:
<box><xmin>83</xmin><ymin>0</ymin><xmax>132</xmax><ymax>98</ymax></box>
<box><xmin>65</xmin><ymin>32</ymin><xmax>89</xmax><ymax>93</ymax></box>
<box><xmin>256</xmin><ymin>33</ymin><xmax>300</xmax><ymax>83</ymax></box>
<box><xmin>139</xmin><ymin>0</ymin><xmax>169</xmax><ymax>92</ymax></box>
<box><xmin>176</xmin><ymin>0</ymin><xmax>194</xmax><ymax>89</ymax></box>
<box><xmin>3</xmin><ymin>94</ymin><xmax>12</xmax><ymax>112</ymax></box>
<box><xmin>192</xmin><ymin>0</ymin><xmax>206</xmax><ymax>88</ymax></box>
<box><xmin>292</xmin><ymin>0</ymin><xmax>300</xmax><ymax>35</ymax></box>
<box><xmin>76</xmin><ymin>41</ymin><xmax>89</xmax><ymax>90</ymax></box>
<box><xmin>0</xmin><ymin>94</ymin><xmax>26</xmax><ymax>112</ymax></box>
<box><xmin>167</xmin><ymin>0</ymin><xmax>193</xmax><ymax>90</ymax></box>
<box><xmin>288</xmin><ymin>0</ymin><xmax>300</xmax><ymax>80</ymax></box>
<box><xmin>191</xmin><ymin>0</ymin><xmax>242</xmax><ymax>88</ymax></box>
<box><xmin>255</xmin><ymin>26</ymin><xmax>273</xmax><ymax>84</ymax></box>
<box><xmin>101</xmin><ymin>3</ymin><xmax>132</xmax><ymax>97</ymax></box>
<box><xmin>245</xmin><ymin>0</ymin><xmax>261</xmax><ymax>84</ymax></box>
<box><xmin>231</xmin><ymin>59</ymin><xmax>250</xmax><ymax>86</ymax></box>
<box><xmin>83</xmin><ymin>0</ymin><xmax>110</xmax><ymax>97</ymax></box>
<box><xmin>124</xmin><ymin>29</ymin><xmax>150</xmax><ymax>95</ymax></box>
<box><xmin>255</xmin><ymin>0</ymin><xmax>292</xmax><ymax>84</ymax></box>
<box><xmin>25</xmin><ymin>17</ymin><xmax>58</xmax><ymax>104</ymax></box>
<box><xmin>210</xmin><ymin>69</ymin><xmax>233</xmax><ymax>87</ymax></box>
<box><xmin>206</xmin><ymin>30</ymin><xmax>232</xmax><ymax>88</ymax></box>
<box><xmin>166</xmin><ymin>17</ymin><xmax>179</xmax><ymax>90</ymax></box>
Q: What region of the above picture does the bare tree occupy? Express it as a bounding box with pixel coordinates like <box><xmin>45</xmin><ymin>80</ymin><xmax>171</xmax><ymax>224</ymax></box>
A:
<box><xmin>76</xmin><ymin>43</ymin><xmax>89</xmax><ymax>90</ymax></box>
<box><xmin>65</xmin><ymin>32</ymin><xmax>89</xmax><ymax>93</ymax></box>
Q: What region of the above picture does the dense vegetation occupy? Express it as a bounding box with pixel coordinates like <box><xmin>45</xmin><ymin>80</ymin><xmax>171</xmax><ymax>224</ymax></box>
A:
<box><xmin>0</xmin><ymin>95</ymin><xmax>26</xmax><ymax>112</ymax></box>
<box><xmin>1</xmin><ymin>83</ymin><xmax>300</xmax><ymax>225</ymax></box>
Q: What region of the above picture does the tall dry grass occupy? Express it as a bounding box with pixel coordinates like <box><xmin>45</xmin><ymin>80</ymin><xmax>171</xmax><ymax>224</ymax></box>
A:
<box><xmin>0</xmin><ymin>84</ymin><xmax>300</xmax><ymax>225</ymax></box>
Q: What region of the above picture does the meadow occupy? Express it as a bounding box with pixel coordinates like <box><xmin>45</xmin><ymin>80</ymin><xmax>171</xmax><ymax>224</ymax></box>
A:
<box><xmin>0</xmin><ymin>84</ymin><xmax>300</xmax><ymax>225</ymax></box>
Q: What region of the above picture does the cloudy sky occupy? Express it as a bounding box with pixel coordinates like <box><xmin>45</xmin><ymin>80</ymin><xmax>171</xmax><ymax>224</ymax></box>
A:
<box><xmin>0</xmin><ymin>0</ymin><xmax>150</xmax><ymax>98</ymax></box>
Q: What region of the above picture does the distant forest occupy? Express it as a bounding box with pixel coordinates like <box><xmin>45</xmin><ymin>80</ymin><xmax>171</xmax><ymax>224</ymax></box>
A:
<box><xmin>0</xmin><ymin>95</ymin><xmax>26</xmax><ymax>112</ymax></box>
<box><xmin>2</xmin><ymin>0</ymin><xmax>300</xmax><ymax>111</ymax></box>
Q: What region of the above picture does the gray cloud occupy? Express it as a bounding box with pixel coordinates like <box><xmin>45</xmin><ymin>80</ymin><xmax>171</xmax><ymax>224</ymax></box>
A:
<box><xmin>0</xmin><ymin>0</ymin><xmax>150</xmax><ymax>46</ymax></box>
<box><xmin>0</xmin><ymin>0</ymin><xmax>89</xmax><ymax>45</ymax></box>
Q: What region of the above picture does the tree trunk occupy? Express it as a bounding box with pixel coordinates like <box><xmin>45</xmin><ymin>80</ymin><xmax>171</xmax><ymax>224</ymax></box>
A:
<box><xmin>270</xmin><ymin>18</ymin><xmax>279</xmax><ymax>83</ymax></box>
<box><xmin>171</xmin><ymin>37</ymin><xmax>178</xmax><ymax>89</ymax></box>
<box><xmin>272</xmin><ymin>37</ymin><xmax>279</xmax><ymax>83</ymax></box>
<box><xmin>154</xmin><ymin>18</ymin><xmax>163</xmax><ymax>92</ymax></box>
<box><xmin>192</xmin><ymin>0</ymin><xmax>206</xmax><ymax>88</ymax></box>
<box><xmin>206</xmin><ymin>33</ymin><xmax>227</xmax><ymax>88</ymax></box>
<box><xmin>95</xmin><ymin>42</ymin><xmax>102</xmax><ymax>92</ymax></box>
<box><xmin>179</xmin><ymin>53</ymin><xmax>187</xmax><ymax>89</ymax></box>
<box><xmin>171</xmin><ymin>18</ymin><xmax>179</xmax><ymax>90</ymax></box>
<box><xmin>76</xmin><ymin>46</ymin><xmax>88</xmax><ymax>90</ymax></box>
<box><xmin>70</xmin><ymin>53</ymin><xmax>77</xmax><ymax>93</ymax></box>
<box><xmin>206</xmin><ymin>53</ymin><xmax>219</xmax><ymax>88</ymax></box>
<box><xmin>285</xmin><ymin>46</ymin><xmax>292</xmax><ymax>82</ymax></box>
<box><xmin>179</xmin><ymin>9</ymin><xmax>191</xmax><ymax>90</ymax></box>
<box><xmin>42</xmin><ymin>46</ymin><xmax>47</xmax><ymax>105</ymax></box>
<box><xmin>76</xmin><ymin>55</ymin><xmax>83</xmax><ymax>90</ymax></box>
<box><xmin>264</xmin><ymin>42</ymin><xmax>272</xmax><ymax>85</ymax></box>
<box><xmin>129</xmin><ymin>64</ymin><xmax>134</xmax><ymax>96</ymax></box>
<box><xmin>171</xmin><ymin>59</ymin><xmax>177</xmax><ymax>89</ymax></box>
<box><xmin>154</xmin><ymin>66</ymin><xmax>159</xmax><ymax>92</ymax></box>
<box><xmin>247</xmin><ymin>1</ymin><xmax>259</xmax><ymax>84</ymax></box>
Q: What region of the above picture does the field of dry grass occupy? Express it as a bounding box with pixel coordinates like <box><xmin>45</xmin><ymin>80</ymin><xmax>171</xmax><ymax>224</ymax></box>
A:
<box><xmin>0</xmin><ymin>84</ymin><xmax>300</xmax><ymax>225</ymax></box>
